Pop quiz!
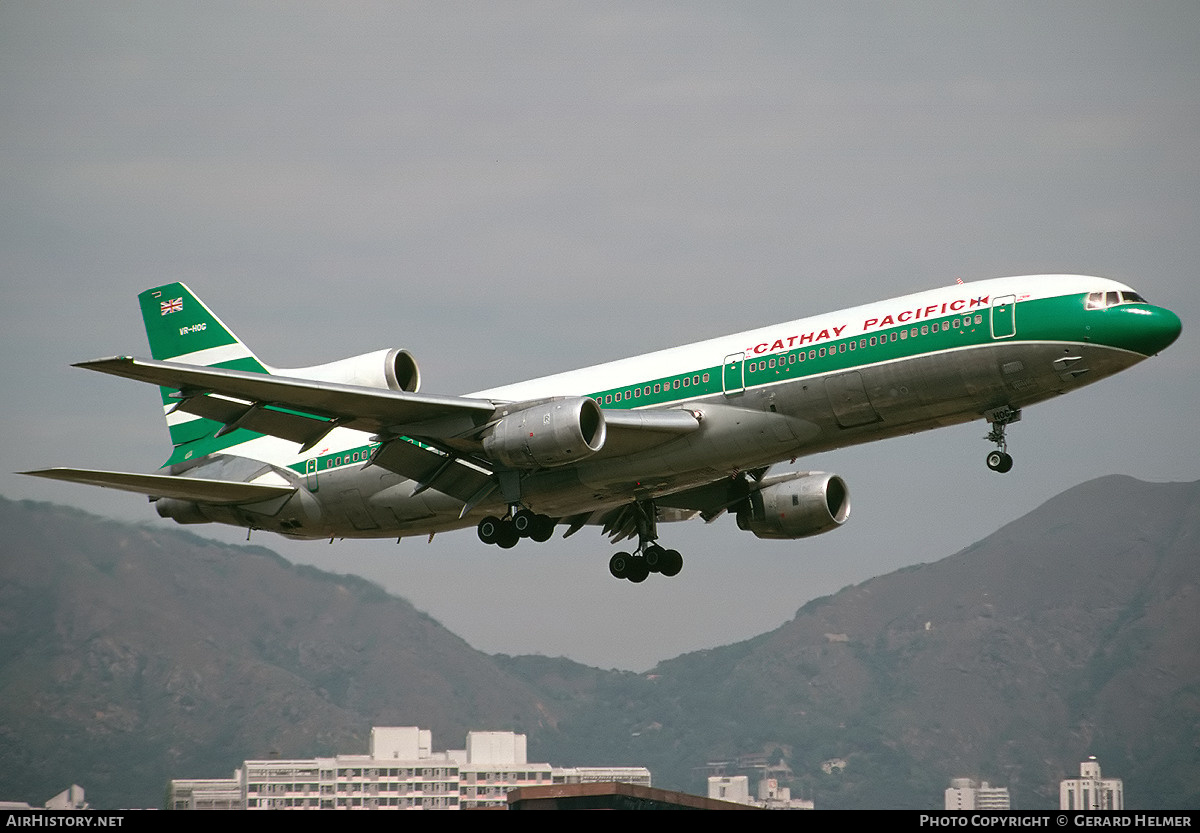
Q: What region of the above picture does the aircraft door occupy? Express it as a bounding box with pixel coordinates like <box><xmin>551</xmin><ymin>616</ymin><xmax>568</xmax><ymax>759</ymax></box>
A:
<box><xmin>991</xmin><ymin>295</ymin><xmax>1016</xmax><ymax>339</ymax></box>
<box><xmin>722</xmin><ymin>352</ymin><xmax>745</xmax><ymax>396</ymax></box>
<box><xmin>305</xmin><ymin>458</ymin><xmax>319</xmax><ymax>492</ymax></box>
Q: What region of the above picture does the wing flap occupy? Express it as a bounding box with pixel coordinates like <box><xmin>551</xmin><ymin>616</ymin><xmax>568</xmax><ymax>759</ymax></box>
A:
<box><xmin>370</xmin><ymin>439</ymin><xmax>494</xmax><ymax>505</ymax></box>
<box><xmin>21</xmin><ymin>468</ymin><xmax>296</xmax><ymax>505</ymax></box>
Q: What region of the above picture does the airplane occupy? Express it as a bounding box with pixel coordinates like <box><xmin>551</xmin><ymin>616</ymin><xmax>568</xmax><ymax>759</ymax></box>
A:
<box><xmin>24</xmin><ymin>275</ymin><xmax>1181</xmax><ymax>582</ymax></box>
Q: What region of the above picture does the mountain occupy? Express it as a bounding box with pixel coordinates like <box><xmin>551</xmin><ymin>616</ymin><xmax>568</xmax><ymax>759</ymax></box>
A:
<box><xmin>2</xmin><ymin>476</ymin><xmax>1197</xmax><ymax>809</ymax></box>
<box><xmin>0</xmin><ymin>499</ymin><xmax>556</xmax><ymax>809</ymax></box>
<box><xmin>503</xmin><ymin>475</ymin><xmax>1200</xmax><ymax>809</ymax></box>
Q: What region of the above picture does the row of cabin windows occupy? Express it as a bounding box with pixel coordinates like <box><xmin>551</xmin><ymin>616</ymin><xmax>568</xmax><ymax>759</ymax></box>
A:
<box><xmin>599</xmin><ymin>373</ymin><xmax>711</xmax><ymax>405</ymax></box>
<box><xmin>594</xmin><ymin>313</ymin><xmax>987</xmax><ymax>406</ymax></box>
<box><xmin>746</xmin><ymin>315</ymin><xmax>984</xmax><ymax>372</ymax></box>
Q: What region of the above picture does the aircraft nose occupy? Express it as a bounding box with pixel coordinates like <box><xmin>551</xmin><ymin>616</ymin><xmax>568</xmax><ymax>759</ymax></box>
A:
<box><xmin>1123</xmin><ymin>304</ymin><xmax>1182</xmax><ymax>356</ymax></box>
<box><xmin>1145</xmin><ymin>305</ymin><xmax>1182</xmax><ymax>354</ymax></box>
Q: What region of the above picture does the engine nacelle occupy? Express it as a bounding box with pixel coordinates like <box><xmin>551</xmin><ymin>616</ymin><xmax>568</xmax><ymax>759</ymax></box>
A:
<box><xmin>736</xmin><ymin>472</ymin><xmax>851</xmax><ymax>540</ymax></box>
<box><xmin>482</xmin><ymin>397</ymin><xmax>606</xmax><ymax>468</ymax></box>
<box><xmin>273</xmin><ymin>348</ymin><xmax>420</xmax><ymax>392</ymax></box>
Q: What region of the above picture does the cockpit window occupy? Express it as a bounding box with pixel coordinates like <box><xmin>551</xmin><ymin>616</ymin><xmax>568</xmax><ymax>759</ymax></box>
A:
<box><xmin>1087</xmin><ymin>290</ymin><xmax>1150</xmax><ymax>310</ymax></box>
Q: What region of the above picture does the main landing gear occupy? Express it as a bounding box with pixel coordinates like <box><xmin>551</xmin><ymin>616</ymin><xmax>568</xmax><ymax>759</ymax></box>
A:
<box><xmin>606</xmin><ymin>499</ymin><xmax>684</xmax><ymax>583</ymax></box>
<box><xmin>477</xmin><ymin>508</ymin><xmax>555</xmax><ymax>549</ymax></box>
<box><xmin>608</xmin><ymin>544</ymin><xmax>683</xmax><ymax>583</ymax></box>
<box><xmin>983</xmin><ymin>406</ymin><xmax>1021</xmax><ymax>474</ymax></box>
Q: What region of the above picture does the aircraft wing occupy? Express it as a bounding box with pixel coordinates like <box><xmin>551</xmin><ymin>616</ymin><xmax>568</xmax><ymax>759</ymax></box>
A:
<box><xmin>22</xmin><ymin>467</ymin><xmax>295</xmax><ymax>504</ymax></box>
<box><xmin>76</xmin><ymin>357</ymin><xmax>703</xmax><ymax>502</ymax></box>
<box><xmin>77</xmin><ymin>356</ymin><xmax>500</xmax><ymax>443</ymax></box>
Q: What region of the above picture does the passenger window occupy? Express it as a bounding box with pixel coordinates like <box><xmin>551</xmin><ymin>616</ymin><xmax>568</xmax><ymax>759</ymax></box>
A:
<box><xmin>900</xmin><ymin>330</ymin><xmax>907</xmax><ymax>340</ymax></box>
<box><xmin>921</xmin><ymin>325</ymin><xmax>929</xmax><ymax>335</ymax></box>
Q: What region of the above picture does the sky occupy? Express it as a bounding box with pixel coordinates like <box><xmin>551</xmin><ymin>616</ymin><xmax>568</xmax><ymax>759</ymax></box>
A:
<box><xmin>2</xmin><ymin>3</ymin><xmax>1197</xmax><ymax>671</ymax></box>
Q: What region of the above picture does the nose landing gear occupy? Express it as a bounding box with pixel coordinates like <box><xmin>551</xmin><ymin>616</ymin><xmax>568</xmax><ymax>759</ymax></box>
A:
<box><xmin>983</xmin><ymin>406</ymin><xmax>1020</xmax><ymax>474</ymax></box>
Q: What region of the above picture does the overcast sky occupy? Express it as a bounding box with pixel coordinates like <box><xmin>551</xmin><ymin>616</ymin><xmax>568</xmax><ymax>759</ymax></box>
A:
<box><xmin>3</xmin><ymin>3</ymin><xmax>1197</xmax><ymax>670</ymax></box>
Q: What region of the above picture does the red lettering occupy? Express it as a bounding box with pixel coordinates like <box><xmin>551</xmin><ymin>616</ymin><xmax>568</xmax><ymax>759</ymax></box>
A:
<box><xmin>770</xmin><ymin>339</ymin><xmax>785</xmax><ymax>352</ymax></box>
<box><xmin>833</xmin><ymin>324</ymin><xmax>846</xmax><ymax>337</ymax></box>
<box><xmin>898</xmin><ymin>310</ymin><xmax>912</xmax><ymax>323</ymax></box>
<box><xmin>879</xmin><ymin>315</ymin><xmax>894</xmax><ymax>327</ymax></box>
<box><xmin>863</xmin><ymin>317</ymin><xmax>878</xmax><ymax>330</ymax></box>
<box><xmin>950</xmin><ymin>299</ymin><xmax>966</xmax><ymax>311</ymax></box>
<box><xmin>799</xmin><ymin>332</ymin><xmax>813</xmax><ymax>345</ymax></box>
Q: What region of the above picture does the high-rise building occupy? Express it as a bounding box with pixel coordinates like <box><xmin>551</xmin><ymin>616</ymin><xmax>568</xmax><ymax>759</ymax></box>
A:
<box><xmin>945</xmin><ymin>778</ymin><xmax>1011</xmax><ymax>810</ymax></box>
<box><xmin>168</xmin><ymin>726</ymin><xmax>649</xmax><ymax>810</ymax></box>
<box><xmin>1060</xmin><ymin>757</ymin><xmax>1123</xmax><ymax>810</ymax></box>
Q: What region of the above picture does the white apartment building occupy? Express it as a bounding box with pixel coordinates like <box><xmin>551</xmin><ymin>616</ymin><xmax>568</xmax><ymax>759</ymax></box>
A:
<box><xmin>945</xmin><ymin>777</ymin><xmax>1011</xmax><ymax>810</ymax></box>
<box><xmin>707</xmin><ymin>775</ymin><xmax>814</xmax><ymax>810</ymax></box>
<box><xmin>169</xmin><ymin>726</ymin><xmax>648</xmax><ymax>810</ymax></box>
<box><xmin>1060</xmin><ymin>757</ymin><xmax>1123</xmax><ymax>811</ymax></box>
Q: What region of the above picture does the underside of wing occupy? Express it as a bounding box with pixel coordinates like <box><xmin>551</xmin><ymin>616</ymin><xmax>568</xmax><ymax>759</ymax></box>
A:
<box><xmin>21</xmin><ymin>468</ymin><xmax>296</xmax><ymax>505</ymax></box>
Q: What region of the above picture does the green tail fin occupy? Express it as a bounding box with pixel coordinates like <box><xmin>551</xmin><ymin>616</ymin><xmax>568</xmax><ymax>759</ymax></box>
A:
<box><xmin>138</xmin><ymin>283</ymin><xmax>266</xmax><ymax>371</ymax></box>
<box><xmin>137</xmin><ymin>283</ymin><xmax>269</xmax><ymax>464</ymax></box>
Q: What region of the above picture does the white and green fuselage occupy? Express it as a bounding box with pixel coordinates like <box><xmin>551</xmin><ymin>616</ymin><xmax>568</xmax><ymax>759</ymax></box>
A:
<box><xmin>30</xmin><ymin>274</ymin><xmax>1182</xmax><ymax>550</ymax></box>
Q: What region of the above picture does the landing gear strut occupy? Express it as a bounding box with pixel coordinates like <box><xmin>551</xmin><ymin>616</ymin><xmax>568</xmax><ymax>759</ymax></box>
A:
<box><xmin>607</xmin><ymin>500</ymin><xmax>684</xmax><ymax>583</ymax></box>
<box><xmin>983</xmin><ymin>406</ymin><xmax>1020</xmax><ymax>474</ymax></box>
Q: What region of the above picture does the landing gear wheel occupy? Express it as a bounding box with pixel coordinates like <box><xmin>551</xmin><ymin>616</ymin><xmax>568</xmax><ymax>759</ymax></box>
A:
<box><xmin>512</xmin><ymin>509</ymin><xmax>537</xmax><ymax>537</ymax></box>
<box><xmin>659</xmin><ymin>549</ymin><xmax>684</xmax><ymax>577</ymax></box>
<box><xmin>985</xmin><ymin>450</ymin><xmax>1013</xmax><ymax>473</ymax></box>
<box><xmin>625</xmin><ymin>555</ymin><xmax>650</xmax><ymax>583</ymax></box>
<box><xmin>529</xmin><ymin>515</ymin><xmax>555</xmax><ymax>543</ymax></box>
<box><xmin>643</xmin><ymin>544</ymin><xmax>666</xmax><ymax>573</ymax></box>
<box><xmin>477</xmin><ymin>516</ymin><xmax>503</xmax><ymax>545</ymax></box>
<box><xmin>609</xmin><ymin>552</ymin><xmax>631</xmax><ymax>580</ymax></box>
<box><xmin>495</xmin><ymin>521</ymin><xmax>520</xmax><ymax>549</ymax></box>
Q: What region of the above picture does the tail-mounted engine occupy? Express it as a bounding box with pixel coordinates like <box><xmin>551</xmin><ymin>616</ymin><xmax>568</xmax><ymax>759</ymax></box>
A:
<box><xmin>274</xmin><ymin>348</ymin><xmax>420</xmax><ymax>392</ymax></box>
<box><xmin>482</xmin><ymin>397</ymin><xmax>607</xmax><ymax>468</ymax></box>
<box><xmin>736</xmin><ymin>471</ymin><xmax>851</xmax><ymax>540</ymax></box>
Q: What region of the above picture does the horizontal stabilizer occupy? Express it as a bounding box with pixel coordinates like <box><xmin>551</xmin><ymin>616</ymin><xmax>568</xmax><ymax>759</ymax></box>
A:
<box><xmin>21</xmin><ymin>468</ymin><xmax>295</xmax><ymax>505</ymax></box>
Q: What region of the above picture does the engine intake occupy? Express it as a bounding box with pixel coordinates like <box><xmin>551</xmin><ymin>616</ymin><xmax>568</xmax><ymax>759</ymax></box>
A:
<box><xmin>482</xmin><ymin>397</ymin><xmax>606</xmax><ymax>468</ymax></box>
<box><xmin>736</xmin><ymin>471</ymin><xmax>850</xmax><ymax>540</ymax></box>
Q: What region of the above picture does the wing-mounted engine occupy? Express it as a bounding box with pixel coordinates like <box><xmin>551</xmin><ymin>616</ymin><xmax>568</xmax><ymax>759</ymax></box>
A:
<box><xmin>736</xmin><ymin>471</ymin><xmax>850</xmax><ymax>540</ymax></box>
<box><xmin>272</xmin><ymin>347</ymin><xmax>420</xmax><ymax>392</ymax></box>
<box><xmin>482</xmin><ymin>397</ymin><xmax>606</xmax><ymax>468</ymax></box>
